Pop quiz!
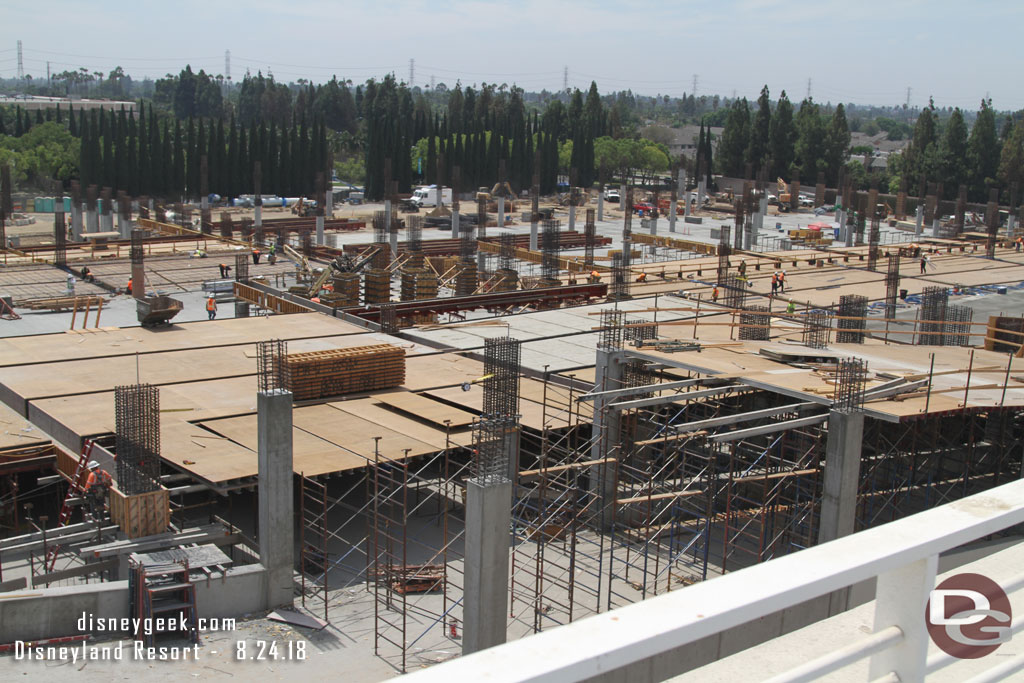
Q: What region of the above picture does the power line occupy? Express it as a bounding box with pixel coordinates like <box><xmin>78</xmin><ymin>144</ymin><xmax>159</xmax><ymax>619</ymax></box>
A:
<box><xmin>17</xmin><ymin>40</ymin><xmax>23</xmax><ymax>80</ymax></box>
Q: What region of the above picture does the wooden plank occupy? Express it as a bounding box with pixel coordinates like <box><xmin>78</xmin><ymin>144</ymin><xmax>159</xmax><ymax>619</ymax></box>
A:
<box><xmin>617</xmin><ymin>489</ymin><xmax>704</xmax><ymax>505</ymax></box>
<box><xmin>109</xmin><ymin>485</ymin><xmax>170</xmax><ymax>539</ymax></box>
<box><xmin>519</xmin><ymin>458</ymin><xmax>615</xmax><ymax>478</ymax></box>
<box><xmin>374</xmin><ymin>391</ymin><xmax>477</xmax><ymax>428</ymax></box>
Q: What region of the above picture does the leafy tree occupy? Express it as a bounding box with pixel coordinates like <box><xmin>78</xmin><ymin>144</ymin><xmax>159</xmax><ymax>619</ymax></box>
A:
<box><xmin>717</xmin><ymin>98</ymin><xmax>750</xmax><ymax>176</ymax></box>
<box><xmin>794</xmin><ymin>98</ymin><xmax>825</xmax><ymax>183</ymax></box>
<box><xmin>745</xmin><ymin>85</ymin><xmax>771</xmax><ymax>171</ymax></box>
<box><xmin>938</xmin><ymin>108</ymin><xmax>968</xmax><ymax>197</ymax></box>
<box><xmin>998</xmin><ymin>118</ymin><xmax>1024</xmax><ymax>195</ymax></box>
<box><xmin>768</xmin><ymin>91</ymin><xmax>796</xmax><ymax>180</ymax></box>
<box><xmin>967</xmin><ymin>99</ymin><xmax>1000</xmax><ymax>200</ymax></box>
<box><xmin>822</xmin><ymin>104</ymin><xmax>850</xmax><ymax>186</ymax></box>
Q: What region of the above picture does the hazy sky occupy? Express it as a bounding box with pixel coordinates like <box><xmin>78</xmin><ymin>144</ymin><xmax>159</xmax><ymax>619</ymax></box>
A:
<box><xmin>1</xmin><ymin>0</ymin><xmax>1021</xmax><ymax>110</ymax></box>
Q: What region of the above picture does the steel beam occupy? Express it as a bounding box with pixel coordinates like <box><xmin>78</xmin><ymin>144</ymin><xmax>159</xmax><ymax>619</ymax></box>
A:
<box><xmin>576</xmin><ymin>378</ymin><xmax>705</xmax><ymax>403</ymax></box>
<box><xmin>708</xmin><ymin>414</ymin><xmax>830</xmax><ymax>442</ymax></box>
<box><xmin>634</xmin><ymin>402</ymin><xmax>817</xmax><ymax>445</ymax></box>
<box><xmin>608</xmin><ymin>384</ymin><xmax>747</xmax><ymax>411</ymax></box>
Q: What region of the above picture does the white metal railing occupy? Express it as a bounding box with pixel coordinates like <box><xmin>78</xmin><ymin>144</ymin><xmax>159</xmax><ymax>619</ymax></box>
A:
<box><xmin>398</xmin><ymin>478</ymin><xmax>1024</xmax><ymax>683</ymax></box>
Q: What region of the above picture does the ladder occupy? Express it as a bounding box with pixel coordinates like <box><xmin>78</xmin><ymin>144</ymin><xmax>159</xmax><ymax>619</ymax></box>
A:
<box><xmin>45</xmin><ymin>439</ymin><xmax>97</xmax><ymax>572</ymax></box>
<box><xmin>131</xmin><ymin>560</ymin><xmax>200</xmax><ymax>647</ymax></box>
<box><xmin>0</xmin><ymin>298</ymin><xmax>20</xmax><ymax>320</ymax></box>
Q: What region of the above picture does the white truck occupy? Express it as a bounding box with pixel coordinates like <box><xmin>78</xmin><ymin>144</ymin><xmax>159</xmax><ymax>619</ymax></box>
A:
<box><xmin>410</xmin><ymin>185</ymin><xmax>452</xmax><ymax>208</ymax></box>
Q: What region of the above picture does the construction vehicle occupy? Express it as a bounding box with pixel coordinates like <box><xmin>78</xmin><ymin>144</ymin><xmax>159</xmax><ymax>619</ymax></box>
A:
<box><xmin>288</xmin><ymin>245</ymin><xmax>383</xmax><ymax>299</ymax></box>
<box><xmin>776</xmin><ymin>177</ymin><xmax>792</xmax><ymax>212</ymax></box>
<box><xmin>291</xmin><ymin>198</ymin><xmax>316</xmax><ymax>217</ymax></box>
<box><xmin>410</xmin><ymin>185</ymin><xmax>452</xmax><ymax>208</ymax></box>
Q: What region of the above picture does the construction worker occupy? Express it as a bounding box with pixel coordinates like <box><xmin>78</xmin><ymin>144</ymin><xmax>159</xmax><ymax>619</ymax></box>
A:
<box><xmin>589</xmin><ymin>270</ymin><xmax>601</xmax><ymax>283</ymax></box>
<box><xmin>84</xmin><ymin>461</ymin><xmax>112</xmax><ymax>522</ymax></box>
<box><xmin>126</xmin><ymin>278</ymin><xmax>133</xmax><ymax>295</ymax></box>
<box><xmin>206</xmin><ymin>295</ymin><xmax>218</xmax><ymax>320</ymax></box>
<box><xmin>920</xmin><ymin>255</ymin><xmax>927</xmax><ymax>274</ymax></box>
<box><xmin>218</xmin><ymin>263</ymin><xmax>231</xmax><ymax>278</ymax></box>
<box><xmin>252</xmin><ymin>248</ymin><xmax>261</xmax><ymax>265</ymax></box>
<box><xmin>268</xmin><ymin>250</ymin><xmax>277</xmax><ymax>265</ymax></box>
<box><xmin>80</xmin><ymin>266</ymin><xmax>94</xmax><ymax>283</ymax></box>
<box><xmin>66</xmin><ymin>273</ymin><xmax>76</xmax><ymax>295</ymax></box>
<box><xmin>786</xmin><ymin>301</ymin><xmax>796</xmax><ymax>315</ymax></box>
<box><xmin>636</xmin><ymin>272</ymin><xmax>648</xmax><ymax>283</ymax></box>
<box><xmin>1016</xmin><ymin>236</ymin><xmax>1022</xmax><ymax>253</ymax></box>
<box><xmin>778</xmin><ymin>271</ymin><xmax>786</xmax><ymax>293</ymax></box>
<box><xmin>771</xmin><ymin>272</ymin><xmax>779</xmax><ymax>295</ymax></box>
<box><xmin>712</xmin><ymin>285</ymin><xmax>719</xmax><ymax>302</ymax></box>
<box><xmin>738</xmin><ymin>260</ymin><xmax>747</xmax><ymax>278</ymax></box>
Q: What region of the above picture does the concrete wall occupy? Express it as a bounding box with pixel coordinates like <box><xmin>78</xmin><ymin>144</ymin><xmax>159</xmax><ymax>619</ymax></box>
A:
<box><xmin>0</xmin><ymin>564</ymin><xmax>269</xmax><ymax>643</ymax></box>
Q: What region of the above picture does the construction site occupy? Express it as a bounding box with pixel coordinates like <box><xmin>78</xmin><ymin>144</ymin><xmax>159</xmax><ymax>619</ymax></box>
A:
<box><xmin>1</xmin><ymin>162</ymin><xmax>1024</xmax><ymax>680</ymax></box>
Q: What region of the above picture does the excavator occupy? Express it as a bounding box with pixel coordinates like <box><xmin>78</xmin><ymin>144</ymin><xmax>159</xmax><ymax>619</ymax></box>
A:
<box><xmin>285</xmin><ymin>243</ymin><xmax>383</xmax><ymax>298</ymax></box>
<box><xmin>777</xmin><ymin>177</ymin><xmax>792</xmax><ymax>212</ymax></box>
<box><xmin>291</xmin><ymin>198</ymin><xmax>316</xmax><ymax>218</ymax></box>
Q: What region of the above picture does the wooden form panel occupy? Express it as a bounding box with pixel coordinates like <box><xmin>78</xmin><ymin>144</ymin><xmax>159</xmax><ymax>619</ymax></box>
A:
<box><xmin>373</xmin><ymin>391</ymin><xmax>477</xmax><ymax>428</ymax></box>
<box><xmin>109</xmin><ymin>485</ymin><xmax>170</xmax><ymax>539</ymax></box>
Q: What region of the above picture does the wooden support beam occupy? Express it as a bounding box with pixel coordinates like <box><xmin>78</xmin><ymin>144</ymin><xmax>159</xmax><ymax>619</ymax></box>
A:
<box><xmin>518</xmin><ymin>458</ymin><xmax>614</xmax><ymax>478</ymax></box>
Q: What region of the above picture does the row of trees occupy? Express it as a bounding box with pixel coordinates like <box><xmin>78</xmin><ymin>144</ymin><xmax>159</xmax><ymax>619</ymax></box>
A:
<box><xmin>715</xmin><ymin>86</ymin><xmax>851</xmax><ymax>187</ymax></box>
<box><xmin>894</xmin><ymin>98</ymin><xmax>1024</xmax><ymax>202</ymax></box>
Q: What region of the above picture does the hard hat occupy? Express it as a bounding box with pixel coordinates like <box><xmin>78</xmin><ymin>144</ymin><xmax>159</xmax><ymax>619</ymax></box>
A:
<box><xmin>88</xmin><ymin>460</ymin><xmax>99</xmax><ymax>470</ymax></box>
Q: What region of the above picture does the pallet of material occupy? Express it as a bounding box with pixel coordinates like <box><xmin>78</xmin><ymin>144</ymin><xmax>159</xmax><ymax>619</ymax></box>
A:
<box><xmin>285</xmin><ymin>344</ymin><xmax>406</xmax><ymax>400</ymax></box>
<box><xmin>109</xmin><ymin>485</ymin><xmax>170</xmax><ymax>539</ymax></box>
<box><xmin>18</xmin><ymin>295</ymin><xmax>106</xmax><ymax>311</ymax></box>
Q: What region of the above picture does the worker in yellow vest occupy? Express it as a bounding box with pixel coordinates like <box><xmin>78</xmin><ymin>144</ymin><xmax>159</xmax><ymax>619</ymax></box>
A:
<box><xmin>206</xmin><ymin>295</ymin><xmax>218</xmax><ymax>320</ymax></box>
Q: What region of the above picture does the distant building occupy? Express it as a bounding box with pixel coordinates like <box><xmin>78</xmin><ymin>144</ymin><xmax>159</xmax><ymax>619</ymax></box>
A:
<box><xmin>665</xmin><ymin>124</ymin><xmax>724</xmax><ymax>158</ymax></box>
<box><xmin>0</xmin><ymin>95</ymin><xmax>136</xmax><ymax>115</ymax></box>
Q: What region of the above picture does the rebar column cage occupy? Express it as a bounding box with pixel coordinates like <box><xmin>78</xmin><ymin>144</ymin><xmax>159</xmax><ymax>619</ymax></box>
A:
<box><xmin>608</xmin><ymin>253</ymin><xmax>630</xmax><ymax>301</ymax></box>
<box><xmin>584</xmin><ymin>208</ymin><xmax>597</xmax><ymax>267</ymax></box>
<box><xmin>986</xmin><ymin>195</ymin><xmax>999</xmax><ymax>260</ymax></box>
<box><xmin>54</xmin><ymin>212</ymin><xmax>67</xmax><ymax>268</ymax></box>
<box><xmin>380</xmin><ymin>303</ymin><xmax>399</xmax><ymax>335</ymax></box>
<box><xmin>717</xmin><ymin>228</ymin><xmax>731</xmax><ymax>284</ymax></box>
<box><xmin>459</xmin><ymin>215</ymin><xmax>476</xmax><ymax>262</ymax></box>
<box><xmin>541</xmin><ymin>219</ymin><xmax>561</xmax><ymax>281</ymax></box>
<box><xmin>256</xmin><ymin>339</ymin><xmax>290</xmax><ymax>392</ymax></box>
<box><xmin>919</xmin><ymin>286</ymin><xmax>948</xmax><ymax>346</ymax></box>
<box><xmin>130</xmin><ymin>228</ymin><xmax>144</xmax><ymax>265</ymax></box>
<box><xmin>623</xmin><ymin>319</ymin><xmax>657</xmax><ymax>343</ymax></box>
<box><xmin>854</xmin><ymin>192</ymin><xmax>867</xmax><ymax>246</ymax></box>
<box><xmin>944</xmin><ymin>304</ymin><xmax>973</xmax><ymax>347</ymax></box>
<box><xmin>738</xmin><ymin>305</ymin><xmax>771</xmax><ymax>341</ymax></box>
<box><xmin>723</xmin><ymin>273</ymin><xmax>747</xmax><ymax>311</ymax></box>
<box><xmin>234</xmin><ymin>252</ymin><xmax>249</xmax><ymax>282</ymax></box>
<box><xmin>733</xmin><ymin>194</ymin><xmax>746</xmax><ymax>251</ymax></box>
<box><xmin>482</xmin><ymin>336</ymin><xmax>522</xmax><ymax>419</ymax></box>
<box><xmin>472</xmin><ymin>416</ymin><xmax>516</xmax><ymax>483</ymax></box>
<box><xmin>884</xmin><ymin>254</ymin><xmax>900</xmax><ymax>320</ymax></box>
<box><xmin>598</xmin><ymin>309</ymin><xmax>625</xmax><ymax>350</ymax></box>
<box><xmin>803</xmin><ymin>310</ymin><xmax>832</xmax><ymax>349</ymax></box>
<box><xmin>114</xmin><ymin>383</ymin><xmax>162</xmax><ymax>494</ymax></box>
<box><xmin>477</xmin><ymin>197</ymin><xmax>487</xmax><ymax>240</ymax></box>
<box><xmin>499</xmin><ymin>232</ymin><xmax>516</xmax><ymax>271</ymax></box>
<box><xmin>836</xmin><ymin>294</ymin><xmax>868</xmax><ymax>344</ymax></box>
<box><xmin>834</xmin><ymin>358</ymin><xmax>867</xmax><ymax>413</ymax></box>
<box><xmin>406</xmin><ymin>215</ymin><xmax>422</xmax><ymax>256</ymax></box>
<box><xmin>373</xmin><ymin>210</ymin><xmax>387</xmax><ymax>244</ymax></box>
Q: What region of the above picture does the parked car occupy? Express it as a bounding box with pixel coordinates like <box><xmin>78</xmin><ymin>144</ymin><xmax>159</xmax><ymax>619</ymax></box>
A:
<box><xmin>604</xmin><ymin>189</ymin><xmax>620</xmax><ymax>203</ymax></box>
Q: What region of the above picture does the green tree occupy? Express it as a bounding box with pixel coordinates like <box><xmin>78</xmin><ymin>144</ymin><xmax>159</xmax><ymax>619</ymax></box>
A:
<box><xmin>794</xmin><ymin>98</ymin><xmax>825</xmax><ymax>183</ymax></box>
<box><xmin>717</xmin><ymin>98</ymin><xmax>750</xmax><ymax>177</ymax></box>
<box><xmin>938</xmin><ymin>108</ymin><xmax>968</xmax><ymax>197</ymax></box>
<box><xmin>822</xmin><ymin>103</ymin><xmax>850</xmax><ymax>186</ymax></box>
<box><xmin>768</xmin><ymin>91</ymin><xmax>796</xmax><ymax>180</ymax></box>
<box><xmin>998</xmin><ymin>118</ymin><xmax>1024</xmax><ymax>195</ymax></box>
<box><xmin>967</xmin><ymin>99</ymin><xmax>1000</xmax><ymax>200</ymax></box>
<box><xmin>745</xmin><ymin>85</ymin><xmax>771</xmax><ymax>171</ymax></box>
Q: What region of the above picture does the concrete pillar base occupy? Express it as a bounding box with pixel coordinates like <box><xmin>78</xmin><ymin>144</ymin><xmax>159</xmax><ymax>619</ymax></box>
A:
<box><xmin>258</xmin><ymin>390</ymin><xmax>295</xmax><ymax>610</ymax></box>
<box><xmin>463</xmin><ymin>478</ymin><xmax>512</xmax><ymax>655</ymax></box>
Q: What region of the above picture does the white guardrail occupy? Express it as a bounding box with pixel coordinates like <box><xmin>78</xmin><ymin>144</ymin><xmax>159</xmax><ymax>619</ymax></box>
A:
<box><xmin>399</xmin><ymin>478</ymin><xmax>1024</xmax><ymax>683</ymax></box>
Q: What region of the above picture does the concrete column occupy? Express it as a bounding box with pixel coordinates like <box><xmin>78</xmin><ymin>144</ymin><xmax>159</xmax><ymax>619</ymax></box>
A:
<box><xmin>254</xmin><ymin>205</ymin><xmax>262</xmax><ymax>229</ymax></box>
<box><xmin>131</xmin><ymin>262</ymin><xmax>146</xmax><ymax>300</ymax></box>
<box><xmin>931</xmin><ymin>216</ymin><xmax>940</xmax><ymax>238</ymax></box>
<box><xmin>597</xmin><ymin>192</ymin><xmax>604</xmax><ymax>222</ymax></box>
<box><xmin>86</xmin><ymin>209</ymin><xmax>99</xmax><ymax>234</ymax></box>
<box><xmin>914</xmin><ymin>205</ymin><xmax>923</xmax><ymax>238</ymax></box>
<box><xmin>235</xmin><ymin>301</ymin><xmax>250</xmax><ymax>317</ymax></box>
<box><xmin>818</xmin><ymin>411</ymin><xmax>864</xmax><ymax>545</ymax></box>
<box><xmin>463</xmin><ymin>477</ymin><xmax>512</xmax><ymax>655</ymax></box>
<box><xmin>71</xmin><ymin>203</ymin><xmax>83</xmax><ymax>240</ymax></box>
<box><xmin>497</xmin><ymin>196</ymin><xmax>505</xmax><ymax>228</ymax></box>
<box><xmin>568</xmin><ymin>203</ymin><xmax>576</xmax><ymax>233</ymax></box>
<box><xmin>315</xmin><ymin>215</ymin><xmax>325</xmax><ymax>246</ymax></box>
<box><xmin>589</xmin><ymin>347</ymin><xmax>623</xmax><ymax>531</ymax></box>
<box><xmin>529</xmin><ymin>217</ymin><xmax>538</xmax><ymax>251</ymax></box>
<box><xmin>258</xmin><ymin>389</ymin><xmax>294</xmax><ymax>609</ymax></box>
<box><xmin>697</xmin><ymin>180</ymin><xmax>706</xmax><ymax>209</ymax></box>
<box><xmin>200</xmin><ymin>195</ymin><xmax>209</xmax><ymax>231</ymax></box>
<box><xmin>117</xmin><ymin>202</ymin><xmax>129</xmax><ymax>239</ymax></box>
<box><xmin>326</xmin><ymin>187</ymin><xmax>333</xmax><ymax>217</ymax></box>
<box><xmin>452</xmin><ymin>210</ymin><xmax>460</xmax><ymax>241</ymax></box>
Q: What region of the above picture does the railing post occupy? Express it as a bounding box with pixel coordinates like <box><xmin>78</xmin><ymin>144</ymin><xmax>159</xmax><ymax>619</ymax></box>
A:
<box><xmin>868</xmin><ymin>555</ymin><xmax>937</xmax><ymax>681</ymax></box>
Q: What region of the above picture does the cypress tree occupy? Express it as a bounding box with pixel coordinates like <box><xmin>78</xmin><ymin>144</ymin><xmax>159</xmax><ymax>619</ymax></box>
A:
<box><xmin>172</xmin><ymin>120</ymin><xmax>183</xmax><ymax>199</ymax></box>
<box><xmin>14</xmin><ymin>108</ymin><xmax>23</xmax><ymax>137</ymax></box>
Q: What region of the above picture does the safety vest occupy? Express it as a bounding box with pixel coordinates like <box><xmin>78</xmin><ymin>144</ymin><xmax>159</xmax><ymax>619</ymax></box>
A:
<box><xmin>86</xmin><ymin>469</ymin><xmax>112</xmax><ymax>491</ymax></box>
<box><xmin>206</xmin><ymin>298</ymin><xmax>217</xmax><ymax>311</ymax></box>
<box><xmin>771</xmin><ymin>274</ymin><xmax>777</xmax><ymax>284</ymax></box>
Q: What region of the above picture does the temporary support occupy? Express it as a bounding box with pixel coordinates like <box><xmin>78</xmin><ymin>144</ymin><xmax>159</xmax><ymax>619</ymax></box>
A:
<box><xmin>258</xmin><ymin>389</ymin><xmax>295</xmax><ymax>609</ymax></box>
<box><xmin>914</xmin><ymin>204</ymin><xmax>923</xmax><ymax>239</ymax></box>
<box><xmin>590</xmin><ymin>346</ymin><xmax>623</xmax><ymax>530</ymax></box>
<box><xmin>462</xmin><ymin>477</ymin><xmax>512</xmax><ymax>655</ymax></box>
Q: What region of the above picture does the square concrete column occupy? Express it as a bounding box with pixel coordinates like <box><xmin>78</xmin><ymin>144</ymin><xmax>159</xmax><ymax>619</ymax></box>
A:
<box><xmin>597</xmin><ymin>192</ymin><xmax>604</xmax><ymax>222</ymax></box>
<box><xmin>385</xmin><ymin>199</ymin><xmax>396</xmax><ymax>256</ymax></box>
<box><xmin>254</xmin><ymin>204</ymin><xmax>262</xmax><ymax>228</ymax></box>
<box><xmin>818</xmin><ymin>410</ymin><xmax>865</xmax><ymax>545</ymax></box>
<box><xmin>326</xmin><ymin>188</ymin><xmax>333</xmax><ymax>217</ymax></box>
<box><xmin>452</xmin><ymin>210</ymin><xmax>460</xmax><ymax>243</ymax></box>
<box><xmin>497</xmin><ymin>197</ymin><xmax>505</xmax><ymax>228</ymax></box>
<box><xmin>914</xmin><ymin>205</ymin><xmax>923</xmax><ymax>238</ymax></box>
<box><xmin>463</xmin><ymin>477</ymin><xmax>512</xmax><ymax>655</ymax></box>
<box><xmin>131</xmin><ymin>262</ymin><xmax>146</xmax><ymax>300</ymax></box>
<box><xmin>71</xmin><ymin>203</ymin><xmax>83</xmax><ymax>241</ymax></box>
<box><xmin>568</xmin><ymin>203</ymin><xmax>576</xmax><ymax>233</ymax></box>
<box><xmin>258</xmin><ymin>389</ymin><xmax>295</xmax><ymax>609</ymax></box>
<box><xmin>697</xmin><ymin>180</ymin><xmax>706</xmax><ymax>209</ymax></box>
<box><xmin>316</xmin><ymin>215</ymin><xmax>325</xmax><ymax>246</ymax></box>
<box><xmin>87</xmin><ymin>209</ymin><xmax>99</xmax><ymax>234</ymax></box>
<box><xmin>529</xmin><ymin>216</ymin><xmax>538</xmax><ymax>251</ymax></box>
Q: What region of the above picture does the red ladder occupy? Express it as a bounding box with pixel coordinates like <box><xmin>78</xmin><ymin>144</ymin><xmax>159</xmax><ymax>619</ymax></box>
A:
<box><xmin>45</xmin><ymin>440</ymin><xmax>96</xmax><ymax>572</ymax></box>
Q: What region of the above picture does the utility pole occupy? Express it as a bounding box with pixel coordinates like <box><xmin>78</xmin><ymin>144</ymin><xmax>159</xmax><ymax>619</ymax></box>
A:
<box><xmin>409</xmin><ymin>58</ymin><xmax>414</xmax><ymax>87</ymax></box>
<box><xmin>563</xmin><ymin>66</ymin><xmax>569</xmax><ymax>93</ymax></box>
<box><xmin>692</xmin><ymin>74</ymin><xmax>698</xmax><ymax>97</ymax></box>
<box><xmin>17</xmin><ymin>40</ymin><xmax>24</xmax><ymax>81</ymax></box>
<box><xmin>807</xmin><ymin>77</ymin><xmax>812</xmax><ymax>100</ymax></box>
<box><xmin>225</xmin><ymin>50</ymin><xmax>231</xmax><ymax>83</ymax></box>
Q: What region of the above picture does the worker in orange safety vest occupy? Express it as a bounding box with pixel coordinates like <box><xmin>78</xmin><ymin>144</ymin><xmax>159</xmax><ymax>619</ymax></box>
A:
<box><xmin>206</xmin><ymin>295</ymin><xmax>218</xmax><ymax>320</ymax></box>
<box><xmin>84</xmin><ymin>461</ymin><xmax>112</xmax><ymax>521</ymax></box>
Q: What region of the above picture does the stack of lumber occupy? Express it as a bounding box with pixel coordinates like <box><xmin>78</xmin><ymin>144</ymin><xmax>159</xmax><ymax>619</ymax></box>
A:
<box><xmin>285</xmin><ymin>344</ymin><xmax>405</xmax><ymax>400</ymax></box>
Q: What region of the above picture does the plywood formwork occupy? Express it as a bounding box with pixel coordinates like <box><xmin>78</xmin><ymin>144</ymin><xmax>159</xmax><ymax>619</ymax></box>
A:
<box><xmin>108</xmin><ymin>485</ymin><xmax>170</xmax><ymax>539</ymax></box>
<box><xmin>285</xmin><ymin>344</ymin><xmax>406</xmax><ymax>400</ymax></box>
